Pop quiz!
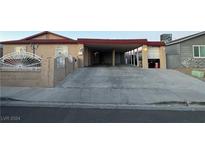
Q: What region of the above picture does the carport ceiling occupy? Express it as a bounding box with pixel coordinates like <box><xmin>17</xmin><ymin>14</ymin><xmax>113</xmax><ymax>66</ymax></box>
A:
<box><xmin>85</xmin><ymin>44</ymin><xmax>142</xmax><ymax>52</ymax></box>
<box><xmin>78</xmin><ymin>39</ymin><xmax>147</xmax><ymax>52</ymax></box>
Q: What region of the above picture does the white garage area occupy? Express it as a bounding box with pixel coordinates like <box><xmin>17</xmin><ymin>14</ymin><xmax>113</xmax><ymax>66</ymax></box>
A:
<box><xmin>148</xmin><ymin>47</ymin><xmax>161</xmax><ymax>68</ymax></box>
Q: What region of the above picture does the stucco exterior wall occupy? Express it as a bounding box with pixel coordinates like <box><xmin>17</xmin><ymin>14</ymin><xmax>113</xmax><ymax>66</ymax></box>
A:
<box><xmin>3</xmin><ymin>44</ymin><xmax>84</xmax><ymax>68</ymax></box>
<box><xmin>1</xmin><ymin>43</ymin><xmax>82</xmax><ymax>87</ymax></box>
<box><xmin>54</xmin><ymin>58</ymin><xmax>75</xmax><ymax>86</ymax></box>
<box><xmin>159</xmin><ymin>46</ymin><xmax>166</xmax><ymax>69</ymax></box>
<box><xmin>0</xmin><ymin>70</ymin><xmax>41</xmax><ymax>87</ymax></box>
<box><xmin>83</xmin><ymin>48</ymin><xmax>89</xmax><ymax>66</ymax></box>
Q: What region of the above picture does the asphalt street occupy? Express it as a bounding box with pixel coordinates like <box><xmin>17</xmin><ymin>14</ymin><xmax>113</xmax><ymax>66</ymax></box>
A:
<box><xmin>1</xmin><ymin>106</ymin><xmax>205</xmax><ymax>123</ymax></box>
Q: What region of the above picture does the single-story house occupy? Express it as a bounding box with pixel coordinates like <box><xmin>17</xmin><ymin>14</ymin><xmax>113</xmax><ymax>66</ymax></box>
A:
<box><xmin>0</xmin><ymin>31</ymin><xmax>166</xmax><ymax>87</ymax></box>
<box><xmin>166</xmin><ymin>31</ymin><xmax>205</xmax><ymax>69</ymax></box>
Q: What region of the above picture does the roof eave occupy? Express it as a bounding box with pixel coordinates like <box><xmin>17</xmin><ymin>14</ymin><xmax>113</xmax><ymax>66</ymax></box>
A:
<box><xmin>0</xmin><ymin>40</ymin><xmax>78</xmax><ymax>44</ymax></box>
<box><xmin>166</xmin><ymin>31</ymin><xmax>205</xmax><ymax>46</ymax></box>
<box><xmin>21</xmin><ymin>31</ymin><xmax>76</xmax><ymax>41</ymax></box>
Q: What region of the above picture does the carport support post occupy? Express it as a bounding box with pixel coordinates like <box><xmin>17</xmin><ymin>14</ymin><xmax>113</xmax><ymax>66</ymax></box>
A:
<box><xmin>133</xmin><ymin>50</ymin><xmax>135</xmax><ymax>66</ymax></box>
<box><xmin>112</xmin><ymin>49</ymin><xmax>115</xmax><ymax>66</ymax></box>
<box><xmin>130</xmin><ymin>51</ymin><xmax>132</xmax><ymax>65</ymax></box>
<box><xmin>136</xmin><ymin>50</ymin><xmax>139</xmax><ymax>67</ymax></box>
<box><xmin>142</xmin><ymin>45</ymin><xmax>148</xmax><ymax>69</ymax></box>
<box><xmin>159</xmin><ymin>46</ymin><xmax>166</xmax><ymax>69</ymax></box>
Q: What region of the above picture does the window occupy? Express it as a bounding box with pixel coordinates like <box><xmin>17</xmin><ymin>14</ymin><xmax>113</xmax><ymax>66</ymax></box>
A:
<box><xmin>200</xmin><ymin>46</ymin><xmax>205</xmax><ymax>57</ymax></box>
<box><xmin>193</xmin><ymin>46</ymin><xmax>199</xmax><ymax>57</ymax></box>
<box><xmin>55</xmin><ymin>46</ymin><xmax>68</xmax><ymax>58</ymax></box>
<box><xmin>193</xmin><ymin>45</ymin><xmax>205</xmax><ymax>58</ymax></box>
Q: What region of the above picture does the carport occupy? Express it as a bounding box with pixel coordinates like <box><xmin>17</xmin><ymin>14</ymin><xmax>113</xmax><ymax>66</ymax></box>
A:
<box><xmin>78</xmin><ymin>39</ymin><xmax>147</xmax><ymax>67</ymax></box>
<box><xmin>78</xmin><ymin>39</ymin><xmax>166</xmax><ymax>68</ymax></box>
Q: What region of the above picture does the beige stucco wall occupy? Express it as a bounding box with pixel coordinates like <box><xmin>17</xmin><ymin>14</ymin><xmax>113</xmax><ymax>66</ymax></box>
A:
<box><xmin>159</xmin><ymin>46</ymin><xmax>166</xmax><ymax>69</ymax></box>
<box><xmin>0</xmin><ymin>71</ymin><xmax>41</xmax><ymax>87</ymax></box>
<box><xmin>83</xmin><ymin>48</ymin><xmax>89</xmax><ymax>67</ymax></box>
<box><xmin>3</xmin><ymin>44</ymin><xmax>84</xmax><ymax>67</ymax></box>
<box><xmin>142</xmin><ymin>45</ymin><xmax>148</xmax><ymax>69</ymax></box>
<box><xmin>2</xmin><ymin>44</ymin><xmax>56</xmax><ymax>87</ymax></box>
<box><xmin>2</xmin><ymin>44</ymin><xmax>82</xmax><ymax>61</ymax></box>
<box><xmin>54</xmin><ymin>58</ymin><xmax>75</xmax><ymax>86</ymax></box>
<box><xmin>1</xmin><ymin>43</ymin><xmax>84</xmax><ymax>87</ymax></box>
<box><xmin>83</xmin><ymin>48</ymin><xmax>92</xmax><ymax>66</ymax></box>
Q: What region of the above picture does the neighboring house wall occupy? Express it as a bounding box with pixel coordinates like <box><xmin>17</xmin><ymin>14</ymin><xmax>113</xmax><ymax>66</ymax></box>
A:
<box><xmin>166</xmin><ymin>44</ymin><xmax>181</xmax><ymax>69</ymax></box>
<box><xmin>166</xmin><ymin>34</ymin><xmax>205</xmax><ymax>68</ymax></box>
<box><xmin>180</xmin><ymin>35</ymin><xmax>205</xmax><ymax>68</ymax></box>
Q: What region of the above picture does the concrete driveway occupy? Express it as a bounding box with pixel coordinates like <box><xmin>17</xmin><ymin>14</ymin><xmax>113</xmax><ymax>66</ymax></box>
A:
<box><xmin>1</xmin><ymin>67</ymin><xmax>205</xmax><ymax>109</ymax></box>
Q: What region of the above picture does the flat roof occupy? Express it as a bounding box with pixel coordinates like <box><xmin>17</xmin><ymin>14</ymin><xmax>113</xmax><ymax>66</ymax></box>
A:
<box><xmin>77</xmin><ymin>39</ymin><xmax>165</xmax><ymax>52</ymax></box>
<box><xmin>78</xmin><ymin>38</ymin><xmax>164</xmax><ymax>46</ymax></box>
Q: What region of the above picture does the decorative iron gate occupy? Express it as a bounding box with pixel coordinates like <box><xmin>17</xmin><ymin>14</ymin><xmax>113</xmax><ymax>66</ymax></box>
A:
<box><xmin>0</xmin><ymin>51</ymin><xmax>42</xmax><ymax>71</ymax></box>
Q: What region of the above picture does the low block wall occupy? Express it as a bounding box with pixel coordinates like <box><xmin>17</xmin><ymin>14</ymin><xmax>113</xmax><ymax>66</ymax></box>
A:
<box><xmin>0</xmin><ymin>57</ymin><xmax>76</xmax><ymax>87</ymax></box>
<box><xmin>0</xmin><ymin>70</ymin><xmax>41</xmax><ymax>87</ymax></box>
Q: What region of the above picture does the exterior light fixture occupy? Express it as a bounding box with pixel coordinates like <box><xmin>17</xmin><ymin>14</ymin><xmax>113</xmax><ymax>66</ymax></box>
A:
<box><xmin>78</xmin><ymin>47</ymin><xmax>84</xmax><ymax>55</ymax></box>
<box><xmin>143</xmin><ymin>46</ymin><xmax>148</xmax><ymax>52</ymax></box>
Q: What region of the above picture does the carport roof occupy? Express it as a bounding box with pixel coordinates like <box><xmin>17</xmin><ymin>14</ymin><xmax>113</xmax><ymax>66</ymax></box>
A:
<box><xmin>78</xmin><ymin>38</ymin><xmax>164</xmax><ymax>52</ymax></box>
<box><xmin>78</xmin><ymin>38</ymin><xmax>165</xmax><ymax>46</ymax></box>
<box><xmin>78</xmin><ymin>38</ymin><xmax>148</xmax><ymax>45</ymax></box>
<box><xmin>78</xmin><ymin>39</ymin><xmax>164</xmax><ymax>52</ymax></box>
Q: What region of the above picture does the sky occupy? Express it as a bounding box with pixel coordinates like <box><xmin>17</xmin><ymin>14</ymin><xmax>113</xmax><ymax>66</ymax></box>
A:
<box><xmin>0</xmin><ymin>31</ymin><xmax>200</xmax><ymax>42</ymax></box>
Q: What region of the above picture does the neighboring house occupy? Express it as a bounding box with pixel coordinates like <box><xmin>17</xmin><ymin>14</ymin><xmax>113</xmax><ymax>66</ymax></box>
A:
<box><xmin>166</xmin><ymin>31</ymin><xmax>205</xmax><ymax>69</ymax></box>
<box><xmin>0</xmin><ymin>31</ymin><xmax>166</xmax><ymax>87</ymax></box>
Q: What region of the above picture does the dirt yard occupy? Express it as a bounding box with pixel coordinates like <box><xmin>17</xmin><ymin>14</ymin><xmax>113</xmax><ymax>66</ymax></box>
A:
<box><xmin>176</xmin><ymin>68</ymin><xmax>205</xmax><ymax>81</ymax></box>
